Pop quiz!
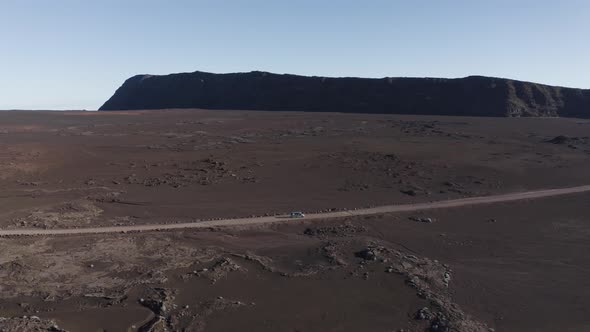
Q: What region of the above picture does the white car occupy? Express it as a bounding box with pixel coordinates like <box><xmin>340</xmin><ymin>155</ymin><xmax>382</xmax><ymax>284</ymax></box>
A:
<box><xmin>290</xmin><ymin>211</ymin><xmax>305</xmax><ymax>218</ymax></box>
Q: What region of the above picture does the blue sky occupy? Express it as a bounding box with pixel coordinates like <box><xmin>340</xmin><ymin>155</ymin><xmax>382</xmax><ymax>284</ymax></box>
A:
<box><xmin>1</xmin><ymin>0</ymin><xmax>589</xmax><ymax>110</ymax></box>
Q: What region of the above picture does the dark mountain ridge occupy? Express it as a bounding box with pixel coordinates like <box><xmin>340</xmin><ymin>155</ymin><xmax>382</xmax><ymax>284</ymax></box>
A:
<box><xmin>100</xmin><ymin>71</ymin><xmax>590</xmax><ymax>118</ymax></box>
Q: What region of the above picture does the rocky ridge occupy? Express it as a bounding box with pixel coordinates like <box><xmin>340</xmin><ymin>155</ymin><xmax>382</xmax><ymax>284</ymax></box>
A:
<box><xmin>100</xmin><ymin>71</ymin><xmax>590</xmax><ymax>118</ymax></box>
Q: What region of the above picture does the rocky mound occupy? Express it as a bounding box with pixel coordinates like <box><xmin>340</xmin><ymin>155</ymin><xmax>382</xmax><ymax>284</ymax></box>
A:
<box><xmin>100</xmin><ymin>71</ymin><xmax>590</xmax><ymax>118</ymax></box>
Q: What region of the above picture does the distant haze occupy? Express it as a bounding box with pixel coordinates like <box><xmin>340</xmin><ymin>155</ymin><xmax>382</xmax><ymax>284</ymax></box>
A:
<box><xmin>0</xmin><ymin>0</ymin><xmax>589</xmax><ymax>110</ymax></box>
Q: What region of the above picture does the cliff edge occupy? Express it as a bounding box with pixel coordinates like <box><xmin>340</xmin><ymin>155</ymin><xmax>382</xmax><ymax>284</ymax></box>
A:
<box><xmin>100</xmin><ymin>71</ymin><xmax>590</xmax><ymax>118</ymax></box>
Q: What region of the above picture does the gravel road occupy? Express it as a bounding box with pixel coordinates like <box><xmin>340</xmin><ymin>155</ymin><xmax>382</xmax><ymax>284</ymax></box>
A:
<box><xmin>1</xmin><ymin>185</ymin><xmax>589</xmax><ymax>237</ymax></box>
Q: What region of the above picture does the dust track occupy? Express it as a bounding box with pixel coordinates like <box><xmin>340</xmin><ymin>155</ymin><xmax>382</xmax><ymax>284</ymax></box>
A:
<box><xmin>2</xmin><ymin>185</ymin><xmax>589</xmax><ymax>237</ymax></box>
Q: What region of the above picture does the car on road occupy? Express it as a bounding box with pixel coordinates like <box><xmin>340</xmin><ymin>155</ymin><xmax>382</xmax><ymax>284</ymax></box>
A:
<box><xmin>290</xmin><ymin>211</ymin><xmax>305</xmax><ymax>218</ymax></box>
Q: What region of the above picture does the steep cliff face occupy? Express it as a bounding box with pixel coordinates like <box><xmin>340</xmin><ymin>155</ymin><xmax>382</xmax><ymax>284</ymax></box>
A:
<box><xmin>99</xmin><ymin>71</ymin><xmax>590</xmax><ymax>118</ymax></box>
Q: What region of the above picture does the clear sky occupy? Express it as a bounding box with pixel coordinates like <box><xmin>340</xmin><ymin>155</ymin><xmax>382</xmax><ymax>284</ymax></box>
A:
<box><xmin>1</xmin><ymin>0</ymin><xmax>589</xmax><ymax>110</ymax></box>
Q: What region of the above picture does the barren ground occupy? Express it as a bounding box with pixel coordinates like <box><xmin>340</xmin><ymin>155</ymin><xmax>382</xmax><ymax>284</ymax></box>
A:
<box><xmin>0</xmin><ymin>109</ymin><xmax>589</xmax><ymax>331</ymax></box>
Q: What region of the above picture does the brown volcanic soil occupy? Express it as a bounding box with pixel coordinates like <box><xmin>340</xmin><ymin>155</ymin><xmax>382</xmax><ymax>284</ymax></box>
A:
<box><xmin>0</xmin><ymin>109</ymin><xmax>589</xmax><ymax>331</ymax></box>
<box><xmin>1</xmin><ymin>109</ymin><xmax>590</xmax><ymax>230</ymax></box>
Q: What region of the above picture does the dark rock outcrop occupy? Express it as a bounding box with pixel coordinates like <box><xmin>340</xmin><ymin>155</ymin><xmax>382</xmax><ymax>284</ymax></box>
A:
<box><xmin>100</xmin><ymin>71</ymin><xmax>590</xmax><ymax>118</ymax></box>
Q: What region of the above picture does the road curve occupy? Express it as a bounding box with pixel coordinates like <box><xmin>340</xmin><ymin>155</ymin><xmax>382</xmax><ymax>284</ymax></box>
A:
<box><xmin>2</xmin><ymin>185</ymin><xmax>590</xmax><ymax>237</ymax></box>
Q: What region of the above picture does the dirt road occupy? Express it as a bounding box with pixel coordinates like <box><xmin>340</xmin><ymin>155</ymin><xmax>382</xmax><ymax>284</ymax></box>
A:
<box><xmin>1</xmin><ymin>185</ymin><xmax>589</xmax><ymax>237</ymax></box>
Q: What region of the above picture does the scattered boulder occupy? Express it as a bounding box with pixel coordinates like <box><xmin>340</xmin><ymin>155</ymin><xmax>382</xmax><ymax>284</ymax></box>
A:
<box><xmin>141</xmin><ymin>299</ymin><xmax>167</xmax><ymax>315</ymax></box>
<box><xmin>443</xmin><ymin>271</ymin><xmax>452</xmax><ymax>286</ymax></box>
<box><xmin>415</xmin><ymin>307</ymin><xmax>433</xmax><ymax>320</ymax></box>
<box><xmin>400</xmin><ymin>189</ymin><xmax>417</xmax><ymax>196</ymax></box>
<box><xmin>409</xmin><ymin>217</ymin><xmax>433</xmax><ymax>223</ymax></box>
<box><xmin>355</xmin><ymin>248</ymin><xmax>378</xmax><ymax>261</ymax></box>
<box><xmin>429</xmin><ymin>316</ymin><xmax>450</xmax><ymax>332</ymax></box>
<box><xmin>547</xmin><ymin>135</ymin><xmax>570</xmax><ymax>144</ymax></box>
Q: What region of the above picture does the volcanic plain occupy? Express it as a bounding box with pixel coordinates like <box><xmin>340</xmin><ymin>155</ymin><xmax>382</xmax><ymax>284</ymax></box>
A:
<box><xmin>0</xmin><ymin>109</ymin><xmax>589</xmax><ymax>332</ymax></box>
